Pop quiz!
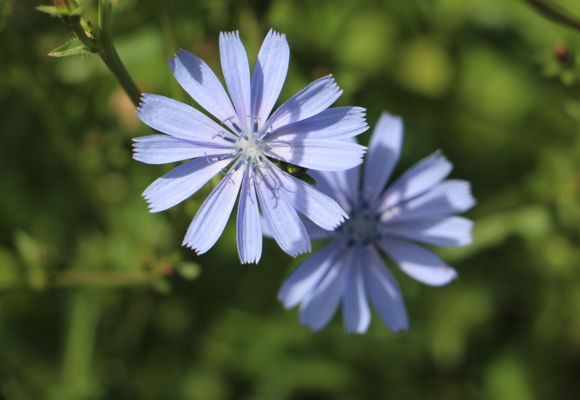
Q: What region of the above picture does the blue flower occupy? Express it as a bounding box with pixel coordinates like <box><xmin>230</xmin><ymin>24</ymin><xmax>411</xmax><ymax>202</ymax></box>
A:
<box><xmin>278</xmin><ymin>113</ymin><xmax>475</xmax><ymax>333</ymax></box>
<box><xmin>134</xmin><ymin>30</ymin><xmax>368</xmax><ymax>263</ymax></box>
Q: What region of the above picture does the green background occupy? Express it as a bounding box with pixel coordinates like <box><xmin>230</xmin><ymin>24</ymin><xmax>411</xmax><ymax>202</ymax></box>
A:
<box><xmin>2</xmin><ymin>0</ymin><xmax>580</xmax><ymax>398</ymax></box>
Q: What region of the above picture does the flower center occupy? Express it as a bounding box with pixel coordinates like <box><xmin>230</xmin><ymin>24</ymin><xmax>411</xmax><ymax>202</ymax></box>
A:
<box><xmin>235</xmin><ymin>133</ymin><xmax>266</xmax><ymax>165</ymax></box>
<box><xmin>338</xmin><ymin>203</ymin><xmax>380</xmax><ymax>247</ymax></box>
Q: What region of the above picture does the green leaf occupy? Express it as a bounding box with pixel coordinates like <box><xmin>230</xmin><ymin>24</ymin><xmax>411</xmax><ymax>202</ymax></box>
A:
<box><xmin>36</xmin><ymin>5</ymin><xmax>81</xmax><ymax>16</ymax></box>
<box><xmin>48</xmin><ymin>37</ymin><xmax>93</xmax><ymax>57</ymax></box>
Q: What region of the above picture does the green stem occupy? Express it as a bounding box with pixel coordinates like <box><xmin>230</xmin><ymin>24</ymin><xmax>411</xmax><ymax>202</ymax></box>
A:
<box><xmin>524</xmin><ymin>0</ymin><xmax>580</xmax><ymax>31</ymax></box>
<box><xmin>97</xmin><ymin>0</ymin><xmax>141</xmax><ymax>106</ymax></box>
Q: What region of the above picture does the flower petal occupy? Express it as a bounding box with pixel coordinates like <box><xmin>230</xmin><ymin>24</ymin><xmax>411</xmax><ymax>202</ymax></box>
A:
<box><xmin>378</xmin><ymin>238</ymin><xmax>457</xmax><ymax>286</ymax></box>
<box><xmin>133</xmin><ymin>135</ymin><xmax>234</xmax><ymax>165</ymax></box>
<box><xmin>268</xmin><ymin>167</ymin><xmax>347</xmax><ymax>230</ymax></box>
<box><xmin>220</xmin><ymin>31</ymin><xmax>251</xmax><ymax>130</ymax></box>
<box><xmin>267</xmin><ymin>139</ymin><xmax>366</xmax><ymax>171</ymax></box>
<box><xmin>382</xmin><ymin>180</ymin><xmax>475</xmax><ymax>223</ymax></box>
<box><xmin>364</xmin><ymin>246</ymin><xmax>409</xmax><ymax>332</ymax></box>
<box><xmin>236</xmin><ymin>167</ymin><xmax>262</xmax><ymax>264</ymax></box>
<box><xmin>299</xmin><ymin>247</ymin><xmax>353</xmax><ymax>331</ymax></box>
<box><xmin>169</xmin><ymin>50</ymin><xmax>237</xmax><ymax>125</ymax></box>
<box><xmin>363</xmin><ymin>113</ymin><xmax>403</xmax><ymax>202</ymax></box>
<box><xmin>270</xmin><ymin>107</ymin><xmax>368</xmax><ymax>141</ymax></box>
<box><xmin>342</xmin><ymin>248</ymin><xmax>371</xmax><ymax>334</ymax></box>
<box><xmin>256</xmin><ymin>169</ymin><xmax>310</xmax><ymax>257</ymax></box>
<box><xmin>143</xmin><ymin>158</ymin><xmax>232</xmax><ymax>213</ymax></box>
<box><xmin>183</xmin><ymin>167</ymin><xmax>244</xmax><ymax>254</ymax></box>
<box><xmin>303</xmin><ymin>219</ymin><xmax>334</xmax><ymax>240</ymax></box>
<box><xmin>136</xmin><ymin>94</ymin><xmax>237</xmax><ymax>143</ymax></box>
<box><xmin>266</xmin><ymin>75</ymin><xmax>342</xmax><ymax>131</ymax></box>
<box><xmin>377</xmin><ymin>150</ymin><xmax>452</xmax><ymax>213</ymax></box>
<box><xmin>251</xmin><ymin>29</ymin><xmax>290</xmax><ymax>128</ymax></box>
<box><xmin>309</xmin><ymin>169</ymin><xmax>360</xmax><ymax>210</ymax></box>
<box><xmin>382</xmin><ymin>216</ymin><xmax>473</xmax><ymax>247</ymax></box>
<box><xmin>278</xmin><ymin>241</ymin><xmax>343</xmax><ymax>308</ymax></box>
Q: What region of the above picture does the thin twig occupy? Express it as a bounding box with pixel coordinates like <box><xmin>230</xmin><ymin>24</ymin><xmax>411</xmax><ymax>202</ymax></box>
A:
<box><xmin>524</xmin><ymin>0</ymin><xmax>580</xmax><ymax>31</ymax></box>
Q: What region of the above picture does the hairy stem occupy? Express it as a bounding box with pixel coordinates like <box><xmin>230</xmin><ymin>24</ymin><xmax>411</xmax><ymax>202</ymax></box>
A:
<box><xmin>524</xmin><ymin>0</ymin><xmax>580</xmax><ymax>31</ymax></box>
<box><xmin>97</xmin><ymin>0</ymin><xmax>141</xmax><ymax>106</ymax></box>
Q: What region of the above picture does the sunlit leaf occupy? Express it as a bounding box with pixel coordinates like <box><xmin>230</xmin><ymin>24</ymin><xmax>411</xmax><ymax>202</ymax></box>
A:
<box><xmin>48</xmin><ymin>37</ymin><xmax>93</xmax><ymax>57</ymax></box>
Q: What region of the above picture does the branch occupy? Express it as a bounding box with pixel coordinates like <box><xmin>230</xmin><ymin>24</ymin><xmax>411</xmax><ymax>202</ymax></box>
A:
<box><xmin>524</xmin><ymin>0</ymin><xmax>580</xmax><ymax>32</ymax></box>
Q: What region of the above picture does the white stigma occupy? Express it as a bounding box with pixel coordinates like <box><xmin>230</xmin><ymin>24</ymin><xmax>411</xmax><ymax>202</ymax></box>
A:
<box><xmin>235</xmin><ymin>133</ymin><xmax>266</xmax><ymax>165</ymax></box>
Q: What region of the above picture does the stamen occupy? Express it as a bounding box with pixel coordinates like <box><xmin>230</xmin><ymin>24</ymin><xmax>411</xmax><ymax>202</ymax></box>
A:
<box><xmin>231</xmin><ymin>121</ymin><xmax>243</xmax><ymax>134</ymax></box>
<box><xmin>221</xmin><ymin>115</ymin><xmax>240</xmax><ymax>135</ymax></box>
<box><xmin>251</xmin><ymin>115</ymin><xmax>260</xmax><ymax>133</ymax></box>
<box><xmin>231</xmin><ymin>159</ymin><xmax>244</xmax><ymax>172</ymax></box>
<box><xmin>205</xmin><ymin>153</ymin><xmax>235</xmax><ymax>163</ymax></box>
<box><xmin>260</xmin><ymin>124</ymin><xmax>273</xmax><ymax>140</ymax></box>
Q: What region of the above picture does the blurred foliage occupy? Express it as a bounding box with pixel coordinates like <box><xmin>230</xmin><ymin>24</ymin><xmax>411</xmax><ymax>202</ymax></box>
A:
<box><xmin>1</xmin><ymin>0</ymin><xmax>580</xmax><ymax>399</ymax></box>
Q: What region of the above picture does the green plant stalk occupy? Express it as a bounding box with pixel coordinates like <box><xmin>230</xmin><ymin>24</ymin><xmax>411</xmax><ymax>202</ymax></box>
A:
<box><xmin>524</xmin><ymin>0</ymin><xmax>580</xmax><ymax>31</ymax></box>
<box><xmin>97</xmin><ymin>0</ymin><xmax>141</xmax><ymax>106</ymax></box>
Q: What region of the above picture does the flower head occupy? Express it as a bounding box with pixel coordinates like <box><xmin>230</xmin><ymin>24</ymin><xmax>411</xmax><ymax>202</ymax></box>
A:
<box><xmin>134</xmin><ymin>30</ymin><xmax>368</xmax><ymax>263</ymax></box>
<box><xmin>278</xmin><ymin>113</ymin><xmax>475</xmax><ymax>333</ymax></box>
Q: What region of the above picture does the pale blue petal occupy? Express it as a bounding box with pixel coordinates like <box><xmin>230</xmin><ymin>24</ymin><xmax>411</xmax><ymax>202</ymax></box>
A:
<box><xmin>183</xmin><ymin>167</ymin><xmax>244</xmax><ymax>254</ymax></box>
<box><xmin>261</xmin><ymin>216</ymin><xmax>272</xmax><ymax>238</ymax></box>
<box><xmin>267</xmin><ymin>139</ymin><xmax>366</xmax><ymax>171</ymax></box>
<box><xmin>169</xmin><ymin>50</ymin><xmax>237</xmax><ymax>125</ymax></box>
<box><xmin>266</xmin><ymin>76</ymin><xmax>342</xmax><ymax>131</ymax></box>
<box><xmin>342</xmin><ymin>248</ymin><xmax>371</xmax><ymax>334</ymax></box>
<box><xmin>278</xmin><ymin>241</ymin><xmax>343</xmax><ymax>308</ymax></box>
<box><xmin>262</xmin><ymin>214</ymin><xmax>333</xmax><ymax>241</ymax></box>
<box><xmin>382</xmin><ymin>180</ymin><xmax>475</xmax><ymax>222</ymax></box>
<box><xmin>299</xmin><ymin>247</ymin><xmax>353</xmax><ymax>331</ymax></box>
<box><xmin>303</xmin><ymin>219</ymin><xmax>334</xmax><ymax>240</ymax></box>
<box><xmin>268</xmin><ymin>167</ymin><xmax>347</xmax><ymax>230</ymax></box>
<box><xmin>255</xmin><ymin>169</ymin><xmax>310</xmax><ymax>257</ymax></box>
<box><xmin>136</xmin><ymin>94</ymin><xmax>237</xmax><ymax>143</ymax></box>
<box><xmin>220</xmin><ymin>31</ymin><xmax>251</xmax><ymax>130</ymax></box>
<box><xmin>377</xmin><ymin>150</ymin><xmax>452</xmax><ymax>213</ymax></box>
<box><xmin>269</xmin><ymin>107</ymin><xmax>368</xmax><ymax>141</ymax></box>
<box><xmin>382</xmin><ymin>216</ymin><xmax>473</xmax><ymax>247</ymax></box>
<box><xmin>251</xmin><ymin>29</ymin><xmax>290</xmax><ymax>128</ymax></box>
<box><xmin>378</xmin><ymin>238</ymin><xmax>457</xmax><ymax>286</ymax></box>
<box><xmin>364</xmin><ymin>246</ymin><xmax>409</xmax><ymax>332</ymax></box>
<box><xmin>237</xmin><ymin>167</ymin><xmax>262</xmax><ymax>264</ymax></box>
<box><xmin>133</xmin><ymin>135</ymin><xmax>234</xmax><ymax>165</ymax></box>
<box><xmin>363</xmin><ymin>113</ymin><xmax>403</xmax><ymax>202</ymax></box>
<box><xmin>309</xmin><ymin>167</ymin><xmax>361</xmax><ymax>209</ymax></box>
<box><xmin>143</xmin><ymin>158</ymin><xmax>232</xmax><ymax>213</ymax></box>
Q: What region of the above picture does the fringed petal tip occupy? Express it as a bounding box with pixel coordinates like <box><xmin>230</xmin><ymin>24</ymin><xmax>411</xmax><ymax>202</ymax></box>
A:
<box><xmin>287</xmin><ymin>245</ymin><xmax>312</xmax><ymax>258</ymax></box>
<box><xmin>430</xmin><ymin>179</ymin><xmax>476</xmax><ymax>215</ymax></box>
<box><xmin>266</xmin><ymin>28</ymin><xmax>286</xmax><ymax>39</ymax></box>
<box><xmin>181</xmin><ymin>240</ymin><xmax>204</xmax><ymax>256</ymax></box>
<box><xmin>220</xmin><ymin>30</ymin><xmax>241</xmax><ymax>39</ymax></box>
<box><xmin>327</xmin><ymin>212</ymin><xmax>348</xmax><ymax>230</ymax></box>
<box><xmin>136</xmin><ymin>93</ymin><xmax>149</xmax><ymax>110</ymax></box>
<box><xmin>142</xmin><ymin>197</ymin><xmax>162</xmax><ymax>213</ymax></box>
<box><xmin>239</xmin><ymin>255</ymin><xmax>261</xmax><ymax>265</ymax></box>
<box><xmin>432</xmin><ymin>149</ymin><xmax>453</xmax><ymax>169</ymax></box>
<box><xmin>315</xmin><ymin>74</ymin><xmax>341</xmax><ymax>93</ymax></box>
<box><xmin>460</xmin><ymin>181</ymin><xmax>476</xmax><ymax>209</ymax></box>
